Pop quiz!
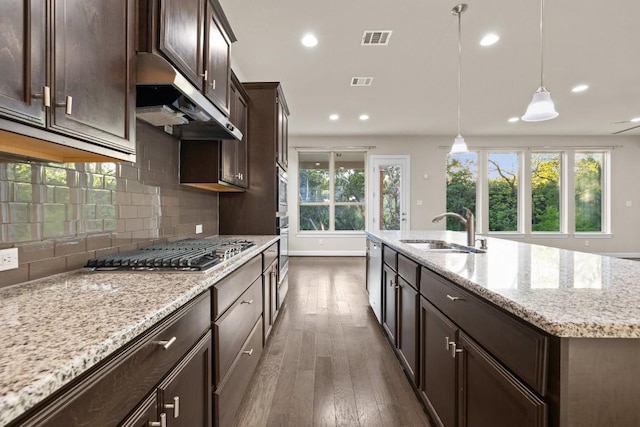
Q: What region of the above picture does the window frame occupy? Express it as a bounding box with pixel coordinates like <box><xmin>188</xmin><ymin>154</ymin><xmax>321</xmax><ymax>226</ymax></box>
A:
<box><xmin>298</xmin><ymin>150</ymin><xmax>366</xmax><ymax>234</ymax></box>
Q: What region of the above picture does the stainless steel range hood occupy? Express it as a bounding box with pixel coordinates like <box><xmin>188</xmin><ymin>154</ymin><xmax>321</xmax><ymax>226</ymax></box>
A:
<box><xmin>136</xmin><ymin>53</ymin><xmax>242</xmax><ymax>141</ymax></box>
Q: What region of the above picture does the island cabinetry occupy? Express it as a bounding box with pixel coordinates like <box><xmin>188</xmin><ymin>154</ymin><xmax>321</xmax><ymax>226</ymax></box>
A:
<box><xmin>381</xmin><ymin>245</ymin><xmax>420</xmax><ymax>384</ymax></box>
<box><xmin>211</xmin><ymin>254</ymin><xmax>264</xmax><ymax>426</ymax></box>
<box><xmin>420</xmin><ymin>267</ymin><xmax>547</xmax><ymax>427</ymax></box>
<box><xmin>0</xmin><ymin>0</ymin><xmax>136</xmax><ymax>162</ymax></box>
<box><xmin>14</xmin><ymin>292</ymin><xmax>211</xmax><ymax>427</ymax></box>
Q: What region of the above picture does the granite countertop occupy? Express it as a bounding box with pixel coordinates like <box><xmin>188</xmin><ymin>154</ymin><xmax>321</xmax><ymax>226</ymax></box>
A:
<box><xmin>369</xmin><ymin>230</ymin><xmax>640</xmax><ymax>339</ymax></box>
<box><xmin>0</xmin><ymin>235</ymin><xmax>278</xmax><ymax>427</ymax></box>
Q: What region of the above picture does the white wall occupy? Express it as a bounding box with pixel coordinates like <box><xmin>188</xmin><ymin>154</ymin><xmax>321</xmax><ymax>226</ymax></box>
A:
<box><xmin>288</xmin><ymin>135</ymin><xmax>640</xmax><ymax>257</ymax></box>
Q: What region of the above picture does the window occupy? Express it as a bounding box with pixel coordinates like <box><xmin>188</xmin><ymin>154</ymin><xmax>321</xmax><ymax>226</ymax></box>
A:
<box><xmin>446</xmin><ymin>152</ymin><xmax>477</xmax><ymax>231</ymax></box>
<box><xmin>574</xmin><ymin>152</ymin><xmax>603</xmax><ymax>232</ymax></box>
<box><xmin>531</xmin><ymin>152</ymin><xmax>561</xmax><ymax>232</ymax></box>
<box><xmin>488</xmin><ymin>152</ymin><xmax>520</xmax><ymax>232</ymax></box>
<box><xmin>299</xmin><ymin>151</ymin><xmax>365</xmax><ymax>232</ymax></box>
<box><xmin>446</xmin><ymin>148</ymin><xmax>610</xmax><ymax>236</ymax></box>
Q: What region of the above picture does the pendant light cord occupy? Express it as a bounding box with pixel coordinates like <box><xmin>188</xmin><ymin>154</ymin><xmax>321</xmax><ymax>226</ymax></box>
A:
<box><xmin>457</xmin><ymin>7</ymin><xmax>462</xmax><ymax>137</ymax></box>
<box><xmin>539</xmin><ymin>0</ymin><xmax>545</xmax><ymax>89</ymax></box>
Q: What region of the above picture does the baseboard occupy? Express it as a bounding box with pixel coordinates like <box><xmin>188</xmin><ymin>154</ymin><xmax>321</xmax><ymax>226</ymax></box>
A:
<box><xmin>289</xmin><ymin>250</ymin><xmax>366</xmax><ymax>257</ymax></box>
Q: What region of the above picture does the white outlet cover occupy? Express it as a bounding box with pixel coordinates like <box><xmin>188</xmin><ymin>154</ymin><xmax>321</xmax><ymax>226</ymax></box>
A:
<box><xmin>0</xmin><ymin>247</ymin><xmax>19</xmax><ymax>272</ymax></box>
<box><xmin>195</xmin><ymin>224</ymin><xmax>203</xmax><ymax>234</ymax></box>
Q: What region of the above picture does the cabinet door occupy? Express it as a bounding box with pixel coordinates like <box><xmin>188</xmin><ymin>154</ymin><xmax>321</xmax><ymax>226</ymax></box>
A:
<box><xmin>382</xmin><ymin>263</ymin><xmax>397</xmax><ymax>345</ymax></box>
<box><xmin>397</xmin><ymin>277</ymin><xmax>418</xmax><ymax>383</ymax></box>
<box><xmin>276</xmin><ymin>96</ymin><xmax>288</xmax><ymax>169</ymax></box>
<box><xmin>159</xmin><ymin>0</ymin><xmax>204</xmax><ymax>89</ymax></box>
<box><xmin>204</xmin><ymin>0</ymin><xmax>230</xmax><ymax>115</ymax></box>
<box><xmin>0</xmin><ymin>1</ymin><xmax>46</xmax><ymax>126</ymax></box>
<box><xmin>263</xmin><ymin>266</ymin><xmax>272</xmax><ymax>342</ymax></box>
<box><xmin>234</xmin><ymin>86</ymin><xmax>249</xmax><ymax>188</ymax></box>
<box><xmin>51</xmin><ymin>0</ymin><xmax>135</xmax><ymax>153</ymax></box>
<box><xmin>421</xmin><ymin>299</ymin><xmax>457</xmax><ymax>427</ymax></box>
<box><xmin>220</xmin><ymin>81</ymin><xmax>237</xmax><ymax>185</ymax></box>
<box><xmin>458</xmin><ymin>332</ymin><xmax>547</xmax><ymax>427</ymax></box>
<box><xmin>158</xmin><ymin>334</ymin><xmax>212</xmax><ymax>427</ymax></box>
<box><xmin>270</xmin><ymin>261</ymin><xmax>279</xmax><ymax>323</ymax></box>
<box><xmin>120</xmin><ymin>392</ymin><xmax>160</xmax><ymax>427</ymax></box>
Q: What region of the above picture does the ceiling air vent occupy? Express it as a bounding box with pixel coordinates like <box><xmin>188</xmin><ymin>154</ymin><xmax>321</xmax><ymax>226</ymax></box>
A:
<box><xmin>351</xmin><ymin>77</ymin><xmax>374</xmax><ymax>87</ymax></box>
<box><xmin>361</xmin><ymin>30</ymin><xmax>392</xmax><ymax>46</ymax></box>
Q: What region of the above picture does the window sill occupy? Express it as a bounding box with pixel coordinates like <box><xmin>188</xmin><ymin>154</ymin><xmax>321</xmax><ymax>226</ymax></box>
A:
<box><xmin>530</xmin><ymin>233</ymin><xmax>569</xmax><ymax>239</ymax></box>
<box><xmin>573</xmin><ymin>233</ymin><xmax>612</xmax><ymax>239</ymax></box>
<box><xmin>297</xmin><ymin>231</ymin><xmax>366</xmax><ymax>238</ymax></box>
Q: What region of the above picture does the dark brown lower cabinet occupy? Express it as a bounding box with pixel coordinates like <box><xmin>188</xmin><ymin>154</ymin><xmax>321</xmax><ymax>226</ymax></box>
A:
<box><xmin>120</xmin><ymin>393</ymin><xmax>160</xmax><ymax>427</ymax></box>
<box><xmin>421</xmin><ymin>298</ymin><xmax>457</xmax><ymax>427</ymax></box>
<box><xmin>382</xmin><ymin>263</ymin><xmax>397</xmax><ymax>344</ymax></box>
<box><xmin>458</xmin><ymin>331</ymin><xmax>547</xmax><ymax>427</ymax></box>
<box><xmin>263</xmin><ymin>258</ymin><xmax>278</xmax><ymax>341</ymax></box>
<box><xmin>397</xmin><ymin>276</ymin><xmax>418</xmax><ymax>383</ymax></box>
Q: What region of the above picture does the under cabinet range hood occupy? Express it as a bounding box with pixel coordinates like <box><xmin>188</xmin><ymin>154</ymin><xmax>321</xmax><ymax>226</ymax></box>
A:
<box><xmin>136</xmin><ymin>53</ymin><xmax>242</xmax><ymax>140</ymax></box>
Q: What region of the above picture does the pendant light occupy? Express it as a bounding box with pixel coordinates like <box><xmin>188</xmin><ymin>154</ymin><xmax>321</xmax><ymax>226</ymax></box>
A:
<box><xmin>522</xmin><ymin>0</ymin><xmax>558</xmax><ymax>122</ymax></box>
<box><xmin>450</xmin><ymin>4</ymin><xmax>468</xmax><ymax>154</ymax></box>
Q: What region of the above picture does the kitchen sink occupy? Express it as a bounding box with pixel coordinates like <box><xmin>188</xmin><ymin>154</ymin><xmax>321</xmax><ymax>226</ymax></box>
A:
<box><xmin>399</xmin><ymin>239</ymin><xmax>485</xmax><ymax>254</ymax></box>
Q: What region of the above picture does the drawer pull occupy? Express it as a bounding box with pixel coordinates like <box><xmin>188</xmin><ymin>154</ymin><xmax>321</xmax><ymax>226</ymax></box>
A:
<box><xmin>242</xmin><ymin>348</ymin><xmax>254</xmax><ymax>356</ymax></box>
<box><xmin>241</xmin><ymin>299</ymin><xmax>254</xmax><ymax>305</ymax></box>
<box><xmin>446</xmin><ymin>294</ymin><xmax>462</xmax><ymax>301</ymax></box>
<box><xmin>154</xmin><ymin>336</ymin><xmax>177</xmax><ymax>350</ymax></box>
<box><xmin>148</xmin><ymin>413</ymin><xmax>166</xmax><ymax>427</ymax></box>
<box><xmin>164</xmin><ymin>396</ymin><xmax>180</xmax><ymax>418</ymax></box>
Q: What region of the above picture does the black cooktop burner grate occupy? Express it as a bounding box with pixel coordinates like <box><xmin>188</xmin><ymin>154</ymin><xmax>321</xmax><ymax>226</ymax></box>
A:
<box><xmin>84</xmin><ymin>238</ymin><xmax>255</xmax><ymax>271</ymax></box>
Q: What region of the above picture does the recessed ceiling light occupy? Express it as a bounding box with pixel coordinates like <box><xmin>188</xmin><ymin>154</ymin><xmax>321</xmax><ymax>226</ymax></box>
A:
<box><xmin>631</xmin><ymin>117</ymin><xmax>640</xmax><ymax>123</ymax></box>
<box><xmin>480</xmin><ymin>33</ymin><xmax>499</xmax><ymax>46</ymax></box>
<box><xmin>359</xmin><ymin>114</ymin><xmax>369</xmax><ymax>121</ymax></box>
<box><xmin>329</xmin><ymin>114</ymin><xmax>339</xmax><ymax>121</ymax></box>
<box><xmin>508</xmin><ymin>117</ymin><xmax>520</xmax><ymax>123</ymax></box>
<box><xmin>571</xmin><ymin>84</ymin><xmax>589</xmax><ymax>93</ymax></box>
<box><xmin>301</xmin><ymin>34</ymin><xmax>318</xmax><ymax>47</ymax></box>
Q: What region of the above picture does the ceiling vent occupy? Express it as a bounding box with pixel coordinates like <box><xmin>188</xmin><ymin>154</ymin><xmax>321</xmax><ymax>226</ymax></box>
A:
<box><xmin>361</xmin><ymin>30</ymin><xmax>392</xmax><ymax>46</ymax></box>
<box><xmin>351</xmin><ymin>77</ymin><xmax>374</xmax><ymax>87</ymax></box>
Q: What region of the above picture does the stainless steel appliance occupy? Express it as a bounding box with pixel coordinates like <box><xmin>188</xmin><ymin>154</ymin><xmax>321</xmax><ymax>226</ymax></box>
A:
<box><xmin>84</xmin><ymin>238</ymin><xmax>254</xmax><ymax>272</ymax></box>
<box><xmin>366</xmin><ymin>237</ymin><xmax>382</xmax><ymax>323</ymax></box>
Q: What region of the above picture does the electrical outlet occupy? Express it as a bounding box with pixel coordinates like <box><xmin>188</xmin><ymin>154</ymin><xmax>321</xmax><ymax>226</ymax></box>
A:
<box><xmin>0</xmin><ymin>248</ymin><xmax>19</xmax><ymax>272</ymax></box>
<box><xmin>584</xmin><ymin>240</ymin><xmax>590</xmax><ymax>247</ymax></box>
<box><xmin>195</xmin><ymin>224</ymin><xmax>203</xmax><ymax>234</ymax></box>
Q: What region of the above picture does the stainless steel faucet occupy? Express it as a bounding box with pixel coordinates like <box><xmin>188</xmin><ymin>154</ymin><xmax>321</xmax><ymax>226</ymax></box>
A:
<box><xmin>432</xmin><ymin>207</ymin><xmax>475</xmax><ymax>247</ymax></box>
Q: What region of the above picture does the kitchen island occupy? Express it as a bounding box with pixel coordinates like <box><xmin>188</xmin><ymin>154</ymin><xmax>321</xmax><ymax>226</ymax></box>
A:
<box><xmin>368</xmin><ymin>230</ymin><xmax>640</xmax><ymax>427</ymax></box>
<box><xmin>0</xmin><ymin>235</ymin><xmax>279</xmax><ymax>427</ymax></box>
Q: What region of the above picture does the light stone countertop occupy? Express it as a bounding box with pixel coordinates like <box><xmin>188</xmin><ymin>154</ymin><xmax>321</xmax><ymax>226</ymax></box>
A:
<box><xmin>369</xmin><ymin>230</ymin><xmax>640</xmax><ymax>339</ymax></box>
<box><xmin>0</xmin><ymin>235</ymin><xmax>278</xmax><ymax>427</ymax></box>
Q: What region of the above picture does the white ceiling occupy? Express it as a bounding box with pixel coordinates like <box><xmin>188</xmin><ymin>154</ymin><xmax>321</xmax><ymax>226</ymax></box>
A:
<box><xmin>219</xmin><ymin>0</ymin><xmax>640</xmax><ymax>138</ymax></box>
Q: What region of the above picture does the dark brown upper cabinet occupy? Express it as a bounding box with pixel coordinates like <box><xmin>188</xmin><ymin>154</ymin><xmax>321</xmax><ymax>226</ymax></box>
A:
<box><xmin>0</xmin><ymin>0</ymin><xmax>136</xmax><ymax>162</ymax></box>
<box><xmin>221</xmin><ymin>73</ymin><xmax>249</xmax><ymax>188</ymax></box>
<box><xmin>140</xmin><ymin>0</ymin><xmax>234</xmax><ymax>118</ymax></box>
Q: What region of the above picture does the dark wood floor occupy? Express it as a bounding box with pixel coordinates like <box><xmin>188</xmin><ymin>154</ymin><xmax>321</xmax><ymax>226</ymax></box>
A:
<box><xmin>234</xmin><ymin>257</ymin><xmax>431</xmax><ymax>427</ymax></box>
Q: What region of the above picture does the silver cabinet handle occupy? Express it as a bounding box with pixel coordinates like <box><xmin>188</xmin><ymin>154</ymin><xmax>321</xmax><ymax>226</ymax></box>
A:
<box><xmin>149</xmin><ymin>413</ymin><xmax>166</xmax><ymax>427</ymax></box>
<box><xmin>450</xmin><ymin>342</ymin><xmax>464</xmax><ymax>358</ymax></box>
<box><xmin>210</xmin><ymin>79</ymin><xmax>216</xmax><ymax>89</ymax></box>
<box><xmin>164</xmin><ymin>396</ymin><xmax>179</xmax><ymax>418</ymax></box>
<box><xmin>32</xmin><ymin>86</ymin><xmax>51</xmax><ymax>107</ymax></box>
<box><xmin>154</xmin><ymin>336</ymin><xmax>177</xmax><ymax>350</ymax></box>
<box><xmin>242</xmin><ymin>348</ymin><xmax>254</xmax><ymax>356</ymax></box>
<box><xmin>446</xmin><ymin>294</ymin><xmax>461</xmax><ymax>301</ymax></box>
<box><xmin>241</xmin><ymin>299</ymin><xmax>254</xmax><ymax>305</ymax></box>
<box><xmin>445</xmin><ymin>336</ymin><xmax>452</xmax><ymax>350</ymax></box>
<box><xmin>201</xmin><ymin>70</ymin><xmax>208</xmax><ymax>80</ymax></box>
<box><xmin>56</xmin><ymin>95</ymin><xmax>72</xmax><ymax>114</ymax></box>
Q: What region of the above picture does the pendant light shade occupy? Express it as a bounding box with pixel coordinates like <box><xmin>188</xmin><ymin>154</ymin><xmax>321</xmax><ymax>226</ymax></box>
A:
<box><xmin>451</xmin><ymin>4</ymin><xmax>468</xmax><ymax>154</ymax></box>
<box><xmin>522</xmin><ymin>0</ymin><xmax>558</xmax><ymax>122</ymax></box>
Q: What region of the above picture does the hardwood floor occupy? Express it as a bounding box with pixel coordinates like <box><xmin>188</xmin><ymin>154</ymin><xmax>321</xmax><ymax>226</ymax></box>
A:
<box><xmin>234</xmin><ymin>257</ymin><xmax>431</xmax><ymax>427</ymax></box>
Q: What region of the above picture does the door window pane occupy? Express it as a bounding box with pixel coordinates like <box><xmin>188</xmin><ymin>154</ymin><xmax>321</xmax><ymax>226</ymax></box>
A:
<box><xmin>488</xmin><ymin>152</ymin><xmax>519</xmax><ymax>232</ymax></box>
<box><xmin>380</xmin><ymin>165</ymin><xmax>402</xmax><ymax>230</ymax></box>
<box><xmin>575</xmin><ymin>152</ymin><xmax>603</xmax><ymax>232</ymax></box>
<box><xmin>531</xmin><ymin>153</ymin><xmax>561</xmax><ymax>232</ymax></box>
<box><xmin>446</xmin><ymin>152</ymin><xmax>477</xmax><ymax>231</ymax></box>
<box><xmin>299</xmin><ymin>205</ymin><xmax>330</xmax><ymax>231</ymax></box>
<box><xmin>299</xmin><ymin>153</ymin><xmax>329</xmax><ymax>202</ymax></box>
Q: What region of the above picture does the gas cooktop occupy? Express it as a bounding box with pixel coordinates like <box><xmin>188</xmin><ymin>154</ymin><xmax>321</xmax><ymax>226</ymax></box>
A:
<box><xmin>84</xmin><ymin>238</ymin><xmax>255</xmax><ymax>272</ymax></box>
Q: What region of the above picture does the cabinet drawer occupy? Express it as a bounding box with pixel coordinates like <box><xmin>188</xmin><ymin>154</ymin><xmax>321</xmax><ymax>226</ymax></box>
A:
<box><xmin>263</xmin><ymin>242</ymin><xmax>278</xmax><ymax>271</ymax></box>
<box><xmin>213</xmin><ymin>254</ymin><xmax>262</xmax><ymax>318</ymax></box>
<box><xmin>214</xmin><ymin>275</ymin><xmax>263</xmax><ymax>386</ymax></box>
<box><xmin>383</xmin><ymin>245</ymin><xmax>397</xmax><ymax>270</ymax></box>
<box><xmin>421</xmin><ymin>268</ymin><xmax>548</xmax><ymax>395</ymax></box>
<box><xmin>20</xmin><ymin>292</ymin><xmax>211</xmax><ymax>427</ymax></box>
<box><xmin>398</xmin><ymin>253</ymin><xmax>419</xmax><ymax>290</ymax></box>
<box><xmin>215</xmin><ymin>317</ymin><xmax>263</xmax><ymax>427</ymax></box>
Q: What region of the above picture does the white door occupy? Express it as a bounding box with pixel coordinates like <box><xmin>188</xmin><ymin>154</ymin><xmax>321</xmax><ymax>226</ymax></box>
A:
<box><xmin>369</xmin><ymin>155</ymin><xmax>410</xmax><ymax>232</ymax></box>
